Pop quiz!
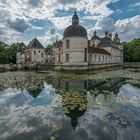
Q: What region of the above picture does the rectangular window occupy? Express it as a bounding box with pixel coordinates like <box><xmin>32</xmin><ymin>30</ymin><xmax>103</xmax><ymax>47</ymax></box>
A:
<box><xmin>42</xmin><ymin>53</ymin><xmax>43</xmax><ymax>58</ymax></box>
<box><xmin>66</xmin><ymin>54</ymin><xmax>69</xmax><ymax>62</ymax></box>
<box><xmin>59</xmin><ymin>47</ymin><xmax>61</xmax><ymax>52</ymax></box>
<box><xmin>85</xmin><ymin>48</ymin><xmax>87</xmax><ymax>62</ymax></box>
<box><xmin>66</xmin><ymin>40</ymin><xmax>70</xmax><ymax>49</ymax></box>
<box><xmin>39</xmin><ymin>50</ymin><xmax>40</xmax><ymax>53</ymax></box>
<box><xmin>99</xmin><ymin>55</ymin><xmax>100</xmax><ymax>62</ymax></box>
<box><xmin>58</xmin><ymin>55</ymin><xmax>61</xmax><ymax>63</ymax></box>
<box><xmin>34</xmin><ymin>51</ymin><xmax>36</xmax><ymax>55</ymax></box>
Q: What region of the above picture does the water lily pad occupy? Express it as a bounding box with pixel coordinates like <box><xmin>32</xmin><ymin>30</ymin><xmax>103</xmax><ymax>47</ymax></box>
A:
<box><xmin>50</xmin><ymin>136</ymin><xmax>56</xmax><ymax>140</ymax></box>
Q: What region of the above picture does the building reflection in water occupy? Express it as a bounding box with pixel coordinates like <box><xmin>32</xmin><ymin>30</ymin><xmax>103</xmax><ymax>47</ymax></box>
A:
<box><xmin>56</xmin><ymin>89</ymin><xmax>87</xmax><ymax>130</ymax></box>
<box><xmin>54</xmin><ymin>77</ymin><xmax>125</xmax><ymax>130</ymax></box>
<box><xmin>0</xmin><ymin>71</ymin><xmax>136</xmax><ymax>130</ymax></box>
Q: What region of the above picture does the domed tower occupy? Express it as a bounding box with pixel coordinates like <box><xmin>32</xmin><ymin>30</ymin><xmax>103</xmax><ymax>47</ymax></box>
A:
<box><xmin>90</xmin><ymin>31</ymin><xmax>100</xmax><ymax>47</ymax></box>
<box><xmin>62</xmin><ymin>10</ymin><xmax>88</xmax><ymax>67</ymax></box>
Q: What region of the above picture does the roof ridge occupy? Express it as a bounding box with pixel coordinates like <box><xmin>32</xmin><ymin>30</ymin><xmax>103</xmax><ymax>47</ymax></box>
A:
<box><xmin>28</xmin><ymin>38</ymin><xmax>44</xmax><ymax>49</ymax></box>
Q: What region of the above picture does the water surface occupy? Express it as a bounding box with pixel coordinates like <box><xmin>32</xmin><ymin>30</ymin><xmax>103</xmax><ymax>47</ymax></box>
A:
<box><xmin>0</xmin><ymin>68</ymin><xmax>140</xmax><ymax>140</ymax></box>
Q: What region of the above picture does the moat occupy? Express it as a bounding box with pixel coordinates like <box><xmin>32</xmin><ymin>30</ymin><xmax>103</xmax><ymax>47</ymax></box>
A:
<box><xmin>0</xmin><ymin>68</ymin><xmax>140</xmax><ymax>140</ymax></box>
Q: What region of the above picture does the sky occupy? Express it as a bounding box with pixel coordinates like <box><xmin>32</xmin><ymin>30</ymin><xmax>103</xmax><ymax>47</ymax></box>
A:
<box><xmin>0</xmin><ymin>0</ymin><xmax>140</xmax><ymax>47</ymax></box>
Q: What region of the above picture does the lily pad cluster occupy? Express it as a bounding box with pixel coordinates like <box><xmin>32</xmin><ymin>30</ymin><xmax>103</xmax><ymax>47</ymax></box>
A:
<box><xmin>0</xmin><ymin>72</ymin><xmax>44</xmax><ymax>92</ymax></box>
<box><xmin>56</xmin><ymin>89</ymin><xmax>87</xmax><ymax>114</ymax></box>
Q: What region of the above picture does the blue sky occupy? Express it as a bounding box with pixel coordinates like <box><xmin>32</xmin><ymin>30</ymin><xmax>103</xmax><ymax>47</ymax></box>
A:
<box><xmin>0</xmin><ymin>0</ymin><xmax>140</xmax><ymax>46</ymax></box>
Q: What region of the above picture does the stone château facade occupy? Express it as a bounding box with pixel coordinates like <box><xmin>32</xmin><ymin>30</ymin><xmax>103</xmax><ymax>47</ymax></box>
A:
<box><xmin>16</xmin><ymin>38</ymin><xmax>52</xmax><ymax>64</ymax></box>
<box><xmin>54</xmin><ymin>11</ymin><xmax>123</xmax><ymax>70</ymax></box>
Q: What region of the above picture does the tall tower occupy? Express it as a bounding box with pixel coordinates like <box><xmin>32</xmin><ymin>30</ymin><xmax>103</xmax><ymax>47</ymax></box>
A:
<box><xmin>61</xmin><ymin>10</ymin><xmax>88</xmax><ymax>70</ymax></box>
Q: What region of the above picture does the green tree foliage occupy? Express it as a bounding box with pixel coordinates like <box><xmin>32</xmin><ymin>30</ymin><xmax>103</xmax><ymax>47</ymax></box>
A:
<box><xmin>45</xmin><ymin>40</ymin><xmax>63</xmax><ymax>55</ymax></box>
<box><xmin>1</xmin><ymin>38</ymin><xmax>139</xmax><ymax>64</ymax></box>
<box><xmin>123</xmin><ymin>38</ymin><xmax>140</xmax><ymax>62</ymax></box>
<box><xmin>53</xmin><ymin>40</ymin><xmax>63</xmax><ymax>46</ymax></box>
<box><xmin>0</xmin><ymin>41</ymin><xmax>25</xmax><ymax>64</ymax></box>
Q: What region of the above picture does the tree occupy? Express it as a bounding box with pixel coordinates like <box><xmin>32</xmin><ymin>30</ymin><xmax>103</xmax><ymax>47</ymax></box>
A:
<box><xmin>0</xmin><ymin>41</ymin><xmax>25</xmax><ymax>64</ymax></box>
<box><xmin>123</xmin><ymin>38</ymin><xmax>140</xmax><ymax>62</ymax></box>
<box><xmin>45</xmin><ymin>40</ymin><xmax>63</xmax><ymax>55</ymax></box>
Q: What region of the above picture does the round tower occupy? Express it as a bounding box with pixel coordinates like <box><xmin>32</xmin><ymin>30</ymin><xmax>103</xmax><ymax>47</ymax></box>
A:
<box><xmin>62</xmin><ymin>10</ymin><xmax>88</xmax><ymax>67</ymax></box>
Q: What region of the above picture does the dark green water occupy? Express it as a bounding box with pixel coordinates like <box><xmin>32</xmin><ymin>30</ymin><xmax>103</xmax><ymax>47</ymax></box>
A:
<box><xmin>0</xmin><ymin>68</ymin><xmax>140</xmax><ymax>140</ymax></box>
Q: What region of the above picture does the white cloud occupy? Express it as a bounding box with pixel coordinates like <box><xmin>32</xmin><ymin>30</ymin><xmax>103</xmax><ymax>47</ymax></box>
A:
<box><xmin>87</xmin><ymin>17</ymin><xmax>116</xmax><ymax>38</ymax></box>
<box><xmin>37</xmin><ymin>31</ymin><xmax>62</xmax><ymax>47</ymax></box>
<box><xmin>115</xmin><ymin>15</ymin><xmax>140</xmax><ymax>41</ymax></box>
<box><xmin>50</xmin><ymin>16</ymin><xmax>71</xmax><ymax>30</ymax></box>
<box><xmin>88</xmin><ymin>15</ymin><xmax>140</xmax><ymax>42</ymax></box>
<box><xmin>129</xmin><ymin>2</ymin><xmax>140</xmax><ymax>8</ymax></box>
<box><xmin>0</xmin><ymin>0</ymin><xmax>139</xmax><ymax>44</ymax></box>
<box><xmin>116</xmin><ymin>9</ymin><xmax>122</xmax><ymax>13</ymax></box>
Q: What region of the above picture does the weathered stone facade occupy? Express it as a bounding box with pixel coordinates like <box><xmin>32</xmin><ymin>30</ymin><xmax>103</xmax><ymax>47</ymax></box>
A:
<box><xmin>54</xmin><ymin>11</ymin><xmax>123</xmax><ymax>70</ymax></box>
<box><xmin>17</xmin><ymin>38</ymin><xmax>46</xmax><ymax>64</ymax></box>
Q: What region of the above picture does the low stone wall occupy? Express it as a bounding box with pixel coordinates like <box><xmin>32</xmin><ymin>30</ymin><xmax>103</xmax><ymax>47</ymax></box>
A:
<box><xmin>16</xmin><ymin>64</ymin><xmax>55</xmax><ymax>71</ymax></box>
<box><xmin>0</xmin><ymin>64</ymin><xmax>17</xmax><ymax>71</ymax></box>
<box><xmin>1</xmin><ymin>62</ymin><xmax>124</xmax><ymax>72</ymax></box>
<box><xmin>37</xmin><ymin>64</ymin><xmax>55</xmax><ymax>70</ymax></box>
<box><xmin>123</xmin><ymin>62</ymin><xmax>140</xmax><ymax>68</ymax></box>
<box><xmin>55</xmin><ymin>63</ymin><xmax>123</xmax><ymax>71</ymax></box>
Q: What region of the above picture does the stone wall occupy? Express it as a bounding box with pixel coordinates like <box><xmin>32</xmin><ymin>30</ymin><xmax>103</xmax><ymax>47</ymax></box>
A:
<box><xmin>55</xmin><ymin>63</ymin><xmax>123</xmax><ymax>71</ymax></box>
<box><xmin>123</xmin><ymin>62</ymin><xmax>140</xmax><ymax>68</ymax></box>
<box><xmin>62</xmin><ymin>37</ymin><xmax>88</xmax><ymax>65</ymax></box>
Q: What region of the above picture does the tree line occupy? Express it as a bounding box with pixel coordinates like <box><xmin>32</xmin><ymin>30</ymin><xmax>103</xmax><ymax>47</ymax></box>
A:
<box><xmin>123</xmin><ymin>38</ymin><xmax>140</xmax><ymax>62</ymax></box>
<box><xmin>0</xmin><ymin>39</ymin><xmax>140</xmax><ymax>64</ymax></box>
<box><xmin>0</xmin><ymin>41</ymin><xmax>25</xmax><ymax>64</ymax></box>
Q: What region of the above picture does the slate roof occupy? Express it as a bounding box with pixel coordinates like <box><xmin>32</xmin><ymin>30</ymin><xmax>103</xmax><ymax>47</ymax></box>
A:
<box><xmin>28</xmin><ymin>38</ymin><xmax>44</xmax><ymax>49</ymax></box>
<box><xmin>91</xmin><ymin>31</ymin><xmax>100</xmax><ymax>40</ymax></box>
<box><xmin>91</xmin><ymin>35</ymin><xmax>100</xmax><ymax>40</ymax></box>
<box><xmin>97</xmin><ymin>37</ymin><xmax>113</xmax><ymax>48</ymax></box>
<box><xmin>63</xmin><ymin>11</ymin><xmax>87</xmax><ymax>38</ymax></box>
<box><xmin>88</xmin><ymin>47</ymin><xmax>111</xmax><ymax>55</ymax></box>
<box><xmin>17</xmin><ymin>46</ymin><xmax>26</xmax><ymax>54</ymax></box>
<box><xmin>63</xmin><ymin>24</ymin><xmax>87</xmax><ymax>38</ymax></box>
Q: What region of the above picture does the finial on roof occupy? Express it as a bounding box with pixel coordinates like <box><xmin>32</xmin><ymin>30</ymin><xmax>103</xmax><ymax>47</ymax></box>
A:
<box><xmin>72</xmin><ymin>9</ymin><xmax>79</xmax><ymax>25</ymax></box>
<box><xmin>115</xmin><ymin>32</ymin><xmax>118</xmax><ymax>36</ymax></box>
<box><xmin>74</xmin><ymin>9</ymin><xmax>77</xmax><ymax>14</ymax></box>
<box><xmin>105</xmin><ymin>31</ymin><xmax>108</xmax><ymax>36</ymax></box>
<box><xmin>94</xmin><ymin>30</ymin><xmax>96</xmax><ymax>36</ymax></box>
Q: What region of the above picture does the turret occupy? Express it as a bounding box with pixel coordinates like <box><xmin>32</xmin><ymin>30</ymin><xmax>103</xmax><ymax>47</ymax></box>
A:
<box><xmin>114</xmin><ymin>32</ymin><xmax>120</xmax><ymax>44</ymax></box>
<box><xmin>90</xmin><ymin>30</ymin><xmax>100</xmax><ymax>47</ymax></box>
<box><xmin>72</xmin><ymin>10</ymin><xmax>79</xmax><ymax>25</ymax></box>
<box><xmin>105</xmin><ymin>31</ymin><xmax>108</xmax><ymax>37</ymax></box>
<box><xmin>108</xmin><ymin>32</ymin><xmax>112</xmax><ymax>40</ymax></box>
